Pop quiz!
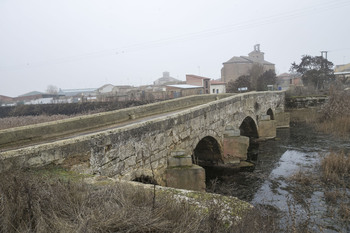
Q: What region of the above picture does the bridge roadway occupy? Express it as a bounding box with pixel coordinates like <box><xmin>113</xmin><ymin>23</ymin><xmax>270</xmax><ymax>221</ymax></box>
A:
<box><xmin>0</xmin><ymin>105</ymin><xmax>209</xmax><ymax>153</ymax></box>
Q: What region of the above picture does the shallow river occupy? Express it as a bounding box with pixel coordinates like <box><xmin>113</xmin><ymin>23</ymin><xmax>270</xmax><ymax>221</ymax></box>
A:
<box><xmin>206</xmin><ymin>122</ymin><xmax>350</xmax><ymax>232</ymax></box>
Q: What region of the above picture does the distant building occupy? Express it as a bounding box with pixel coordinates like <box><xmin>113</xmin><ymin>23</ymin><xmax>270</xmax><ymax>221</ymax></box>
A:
<box><xmin>276</xmin><ymin>73</ymin><xmax>302</xmax><ymax>90</ymax></box>
<box><xmin>97</xmin><ymin>84</ymin><xmax>114</xmax><ymax>94</ymax></box>
<box><xmin>18</xmin><ymin>91</ymin><xmax>44</xmax><ymax>97</ymax></box>
<box><xmin>221</xmin><ymin>44</ymin><xmax>275</xmax><ymax>83</ymax></box>
<box><xmin>58</xmin><ymin>88</ymin><xmax>98</xmax><ymax>97</ymax></box>
<box><xmin>154</xmin><ymin>71</ymin><xmax>182</xmax><ymax>86</ymax></box>
<box><xmin>210</xmin><ymin>80</ymin><xmax>226</xmax><ymax>94</ymax></box>
<box><xmin>14</xmin><ymin>91</ymin><xmax>57</xmax><ymax>104</ymax></box>
<box><xmin>166</xmin><ymin>84</ymin><xmax>203</xmax><ymax>98</ymax></box>
<box><xmin>186</xmin><ymin>74</ymin><xmax>211</xmax><ymax>94</ymax></box>
<box><xmin>335</xmin><ymin>63</ymin><xmax>350</xmax><ymax>73</ymax></box>
<box><xmin>334</xmin><ymin>63</ymin><xmax>350</xmax><ymax>84</ymax></box>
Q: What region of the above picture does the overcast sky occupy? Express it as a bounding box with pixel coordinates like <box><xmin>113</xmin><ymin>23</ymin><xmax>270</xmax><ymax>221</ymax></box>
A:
<box><xmin>1</xmin><ymin>0</ymin><xmax>349</xmax><ymax>97</ymax></box>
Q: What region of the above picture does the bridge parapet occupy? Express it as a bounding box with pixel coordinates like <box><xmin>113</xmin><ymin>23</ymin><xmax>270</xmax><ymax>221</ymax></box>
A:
<box><xmin>0</xmin><ymin>94</ymin><xmax>233</xmax><ymax>150</ymax></box>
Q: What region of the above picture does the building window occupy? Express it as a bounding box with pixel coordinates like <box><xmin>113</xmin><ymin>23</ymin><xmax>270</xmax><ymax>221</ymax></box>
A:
<box><xmin>216</xmin><ymin>89</ymin><xmax>219</xmax><ymax>94</ymax></box>
<box><xmin>212</xmin><ymin>89</ymin><xmax>215</xmax><ymax>93</ymax></box>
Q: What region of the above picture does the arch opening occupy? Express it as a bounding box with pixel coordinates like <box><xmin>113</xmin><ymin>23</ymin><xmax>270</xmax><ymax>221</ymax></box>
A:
<box><xmin>193</xmin><ymin>136</ymin><xmax>222</xmax><ymax>167</ymax></box>
<box><xmin>132</xmin><ymin>175</ymin><xmax>158</xmax><ymax>185</ymax></box>
<box><xmin>239</xmin><ymin>116</ymin><xmax>259</xmax><ymax>138</ymax></box>
<box><xmin>267</xmin><ymin>108</ymin><xmax>274</xmax><ymax>120</ymax></box>
<box><xmin>239</xmin><ymin>116</ymin><xmax>259</xmax><ymax>161</ymax></box>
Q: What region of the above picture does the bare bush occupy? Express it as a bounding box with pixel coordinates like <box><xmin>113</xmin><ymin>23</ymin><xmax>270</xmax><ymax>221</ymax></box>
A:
<box><xmin>324</xmin><ymin>190</ymin><xmax>343</xmax><ymax>204</ymax></box>
<box><xmin>321</xmin><ymin>151</ymin><xmax>350</xmax><ymax>186</ymax></box>
<box><xmin>321</xmin><ymin>89</ymin><xmax>350</xmax><ymax>120</ymax></box>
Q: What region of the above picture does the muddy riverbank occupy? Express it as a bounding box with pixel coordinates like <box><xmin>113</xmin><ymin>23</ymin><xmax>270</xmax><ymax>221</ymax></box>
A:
<box><xmin>206</xmin><ymin>113</ymin><xmax>350</xmax><ymax>232</ymax></box>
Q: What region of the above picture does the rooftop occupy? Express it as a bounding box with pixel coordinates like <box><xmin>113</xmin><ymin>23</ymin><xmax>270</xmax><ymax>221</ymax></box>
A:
<box><xmin>18</xmin><ymin>91</ymin><xmax>44</xmax><ymax>97</ymax></box>
<box><xmin>186</xmin><ymin>74</ymin><xmax>211</xmax><ymax>80</ymax></box>
<box><xmin>166</xmin><ymin>84</ymin><xmax>203</xmax><ymax>89</ymax></box>
<box><xmin>224</xmin><ymin>56</ymin><xmax>274</xmax><ymax>65</ymax></box>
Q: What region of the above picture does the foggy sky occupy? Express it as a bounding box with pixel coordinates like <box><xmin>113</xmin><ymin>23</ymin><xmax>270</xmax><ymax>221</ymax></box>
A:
<box><xmin>1</xmin><ymin>0</ymin><xmax>349</xmax><ymax>97</ymax></box>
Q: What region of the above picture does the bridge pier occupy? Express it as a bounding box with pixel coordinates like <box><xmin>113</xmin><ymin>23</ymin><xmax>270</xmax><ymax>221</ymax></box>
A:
<box><xmin>165</xmin><ymin>150</ymin><xmax>206</xmax><ymax>192</ymax></box>
<box><xmin>275</xmin><ymin>108</ymin><xmax>290</xmax><ymax>128</ymax></box>
<box><xmin>223</xmin><ymin>126</ymin><xmax>249</xmax><ymax>164</ymax></box>
<box><xmin>258</xmin><ymin>115</ymin><xmax>276</xmax><ymax>140</ymax></box>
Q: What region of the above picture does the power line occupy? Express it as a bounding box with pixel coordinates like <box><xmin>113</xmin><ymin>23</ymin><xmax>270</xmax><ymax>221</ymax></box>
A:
<box><xmin>1</xmin><ymin>0</ymin><xmax>349</xmax><ymax>71</ymax></box>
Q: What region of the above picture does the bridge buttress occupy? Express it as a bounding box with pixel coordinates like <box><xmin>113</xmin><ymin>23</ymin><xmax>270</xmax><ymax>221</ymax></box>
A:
<box><xmin>257</xmin><ymin>114</ymin><xmax>277</xmax><ymax>140</ymax></box>
<box><xmin>223</xmin><ymin>126</ymin><xmax>249</xmax><ymax>164</ymax></box>
<box><xmin>165</xmin><ymin>150</ymin><xmax>206</xmax><ymax>192</ymax></box>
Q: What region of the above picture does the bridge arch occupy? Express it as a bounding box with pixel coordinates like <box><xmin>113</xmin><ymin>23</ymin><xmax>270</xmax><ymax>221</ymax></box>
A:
<box><xmin>192</xmin><ymin>136</ymin><xmax>222</xmax><ymax>166</ymax></box>
<box><xmin>239</xmin><ymin>116</ymin><xmax>258</xmax><ymax>138</ymax></box>
<box><xmin>239</xmin><ymin>116</ymin><xmax>259</xmax><ymax>161</ymax></box>
<box><xmin>267</xmin><ymin>108</ymin><xmax>274</xmax><ymax>120</ymax></box>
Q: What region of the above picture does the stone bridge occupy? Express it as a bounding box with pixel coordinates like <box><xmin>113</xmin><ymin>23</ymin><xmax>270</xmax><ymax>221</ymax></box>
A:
<box><xmin>0</xmin><ymin>92</ymin><xmax>289</xmax><ymax>191</ymax></box>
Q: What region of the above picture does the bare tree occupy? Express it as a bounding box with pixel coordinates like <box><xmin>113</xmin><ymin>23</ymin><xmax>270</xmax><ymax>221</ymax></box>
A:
<box><xmin>46</xmin><ymin>85</ymin><xmax>58</xmax><ymax>95</ymax></box>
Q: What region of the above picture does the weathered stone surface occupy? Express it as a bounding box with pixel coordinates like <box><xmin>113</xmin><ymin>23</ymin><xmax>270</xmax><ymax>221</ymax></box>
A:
<box><xmin>224</xmin><ymin>125</ymin><xmax>241</xmax><ymax>137</ymax></box>
<box><xmin>0</xmin><ymin>91</ymin><xmax>286</xmax><ymax>187</ymax></box>
<box><xmin>168</xmin><ymin>151</ymin><xmax>193</xmax><ymax>167</ymax></box>
<box><xmin>165</xmin><ymin>165</ymin><xmax>206</xmax><ymax>191</ymax></box>
<box><xmin>275</xmin><ymin>111</ymin><xmax>290</xmax><ymax>128</ymax></box>
<box><xmin>259</xmin><ymin>114</ymin><xmax>271</xmax><ymax>121</ymax></box>
<box><xmin>223</xmin><ymin>136</ymin><xmax>249</xmax><ymax>162</ymax></box>
<box><xmin>258</xmin><ymin>119</ymin><xmax>276</xmax><ymax>139</ymax></box>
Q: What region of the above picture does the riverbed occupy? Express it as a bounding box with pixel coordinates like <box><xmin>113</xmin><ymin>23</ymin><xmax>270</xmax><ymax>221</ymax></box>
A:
<box><xmin>206</xmin><ymin>121</ymin><xmax>350</xmax><ymax>232</ymax></box>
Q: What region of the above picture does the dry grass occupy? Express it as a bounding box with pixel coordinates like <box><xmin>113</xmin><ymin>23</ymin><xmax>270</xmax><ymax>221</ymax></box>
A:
<box><xmin>315</xmin><ymin>90</ymin><xmax>350</xmax><ymax>138</ymax></box>
<box><xmin>288</xmin><ymin>151</ymin><xmax>350</xmax><ymax>227</ymax></box>
<box><xmin>315</xmin><ymin>116</ymin><xmax>350</xmax><ymax>139</ymax></box>
<box><xmin>0</xmin><ymin>169</ymin><xmax>208</xmax><ymax>233</ymax></box>
<box><xmin>339</xmin><ymin>203</ymin><xmax>350</xmax><ymax>221</ymax></box>
<box><xmin>322</xmin><ymin>89</ymin><xmax>350</xmax><ymax>120</ymax></box>
<box><xmin>324</xmin><ymin>190</ymin><xmax>343</xmax><ymax>204</ymax></box>
<box><xmin>321</xmin><ymin>151</ymin><xmax>350</xmax><ymax>222</ymax></box>
<box><xmin>321</xmin><ymin>151</ymin><xmax>350</xmax><ymax>186</ymax></box>
<box><xmin>289</xmin><ymin>170</ymin><xmax>313</xmax><ymax>186</ymax></box>
<box><xmin>289</xmin><ymin>90</ymin><xmax>350</xmax><ymax>139</ymax></box>
<box><xmin>0</xmin><ymin>169</ymin><xmax>284</xmax><ymax>233</ymax></box>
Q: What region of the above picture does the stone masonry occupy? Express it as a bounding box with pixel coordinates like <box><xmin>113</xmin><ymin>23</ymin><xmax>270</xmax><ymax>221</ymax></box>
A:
<box><xmin>0</xmin><ymin>91</ymin><xmax>288</xmax><ymax>189</ymax></box>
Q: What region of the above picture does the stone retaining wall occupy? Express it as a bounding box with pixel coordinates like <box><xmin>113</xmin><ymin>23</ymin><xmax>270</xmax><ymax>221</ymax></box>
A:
<box><xmin>285</xmin><ymin>96</ymin><xmax>328</xmax><ymax>109</ymax></box>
